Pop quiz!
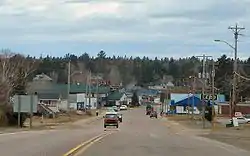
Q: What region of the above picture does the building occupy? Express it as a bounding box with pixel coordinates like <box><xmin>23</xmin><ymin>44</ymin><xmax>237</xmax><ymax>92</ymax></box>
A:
<box><xmin>28</xmin><ymin>81</ymin><xmax>110</xmax><ymax>111</ymax></box>
<box><xmin>168</xmin><ymin>93</ymin><xmax>226</xmax><ymax>114</ymax></box>
<box><xmin>125</xmin><ymin>92</ymin><xmax>133</xmax><ymax>105</ymax></box>
<box><xmin>218</xmin><ymin>103</ymin><xmax>250</xmax><ymax>116</ymax></box>
<box><xmin>69</xmin><ymin>84</ymin><xmax>110</xmax><ymax>110</ymax></box>
<box><xmin>107</xmin><ymin>91</ymin><xmax>127</xmax><ymax>107</ymax></box>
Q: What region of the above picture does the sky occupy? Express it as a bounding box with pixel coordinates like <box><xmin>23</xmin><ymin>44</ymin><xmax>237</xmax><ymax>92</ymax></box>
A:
<box><xmin>0</xmin><ymin>0</ymin><xmax>250</xmax><ymax>59</ymax></box>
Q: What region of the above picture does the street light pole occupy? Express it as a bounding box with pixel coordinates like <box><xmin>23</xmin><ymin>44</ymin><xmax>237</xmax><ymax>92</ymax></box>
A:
<box><xmin>214</xmin><ymin>23</ymin><xmax>245</xmax><ymax>118</ymax></box>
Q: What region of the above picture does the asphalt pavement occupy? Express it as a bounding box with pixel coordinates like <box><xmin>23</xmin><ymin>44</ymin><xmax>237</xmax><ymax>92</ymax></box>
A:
<box><xmin>80</xmin><ymin>107</ymin><xmax>250</xmax><ymax>156</ymax></box>
<box><xmin>0</xmin><ymin>107</ymin><xmax>249</xmax><ymax>156</ymax></box>
<box><xmin>0</xmin><ymin>113</ymin><xmax>107</xmax><ymax>156</ymax></box>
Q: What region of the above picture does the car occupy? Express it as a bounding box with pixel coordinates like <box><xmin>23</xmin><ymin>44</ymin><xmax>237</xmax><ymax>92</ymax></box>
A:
<box><xmin>112</xmin><ymin>106</ymin><xmax>119</xmax><ymax>112</ymax></box>
<box><xmin>243</xmin><ymin>114</ymin><xmax>250</xmax><ymax>123</ymax></box>
<box><xmin>120</xmin><ymin>105</ymin><xmax>128</xmax><ymax>110</ymax></box>
<box><xmin>150</xmin><ymin>111</ymin><xmax>158</xmax><ymax>118</ymax></box>
<box><xmin>107</xmin><ymin>107</ymin><xmax>115</xmax><ymax>112</ymax></box>
<box><xmin>230</xmin><ymin>116</ymin><xmax>248</xmax><ymax>124</ymax></box>
<box><xmin>146</xmin><ymin>104</ymin><xmax>153</xmax><ymax>115</ymax></box>
<box><xmin>117</xmin><ymin>113</ymin><xmax>123</xmax><ymax>122</ymax></box>
<box><xmin>103</xmin><ymin>112</ymin><xmax>119</xmax><ymax>128</ymax></box>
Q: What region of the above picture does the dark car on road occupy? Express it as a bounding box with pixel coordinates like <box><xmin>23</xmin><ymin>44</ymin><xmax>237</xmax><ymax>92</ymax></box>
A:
<box><xmin>146</xmin><ymin>104</ymin><xmax>153</xmax><ymax>115</ymax></box>
<box><xmin>150</xmin><ymin>111</ymin><xmax>158</xmax><ymax>118</ymax></box>
<box><xmin>104</xmin><ymin>113</ymin><xmax>119</xmax><ymax>128</ymax></box>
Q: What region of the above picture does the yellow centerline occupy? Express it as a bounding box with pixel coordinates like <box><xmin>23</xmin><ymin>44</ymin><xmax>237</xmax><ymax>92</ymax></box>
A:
<box><xmin>63</xmin><ymin>132</ymin><xmax>113</xmax><ymax>156</ymax></box>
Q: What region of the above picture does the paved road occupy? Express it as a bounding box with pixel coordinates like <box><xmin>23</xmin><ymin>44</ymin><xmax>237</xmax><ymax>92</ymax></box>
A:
<box><xmin>0</xmin><ymin>114</ymin><xmax>107</xmax><ymax>156</ymax></box>
<box><xmin>81</xmin><ymin>107</ymin><xmax>250</xmax><ymax>156</ymax></box>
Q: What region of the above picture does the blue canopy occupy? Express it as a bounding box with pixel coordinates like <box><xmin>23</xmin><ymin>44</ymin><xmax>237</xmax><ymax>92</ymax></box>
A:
<box><xmin>174</xmin><ymin>96</ymin><xmax>201</xmax><ymax>107</ymax></box>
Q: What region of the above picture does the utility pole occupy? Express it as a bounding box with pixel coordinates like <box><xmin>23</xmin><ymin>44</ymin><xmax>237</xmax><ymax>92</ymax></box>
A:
<box><xmin>88</xmin><ymin>70</ymin><xmax>92</xmax><ymax>108</ymax></box>
<box><xmin>85</xmin><ymin>72</ymin><xmax>89</xmax><ymax>108</ymax></box>
<box><xmin>192</xmin><ymin>76</ymin><xmax>195</xmax><ymax>119</ymax></box>
<box><xmin>229</xmin><ymin>23</ymin><xmax>245</xmax><ymax>118</ymax></box>
<box><xmin>211</xmin><ymin>60</ymin><xmax>215</xmax><ymax>129</ymax></box>
<box><xmin>197</xmin><ymin>55</ymin><xmax>212</xmax><ymax>129</ymax></box>
<box><xmin>67</xmin><ymin>60</ymin><xmax>71</xmax><ymax>111</ymax></box>
<box><xmin>96</xmin><ymin>77</ymin><xmax>99</xmax><ymax>109</ymax></box>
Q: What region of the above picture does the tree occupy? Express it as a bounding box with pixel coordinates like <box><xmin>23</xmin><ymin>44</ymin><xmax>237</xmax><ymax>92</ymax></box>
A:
<box><xmin>97</xmin><ymin>51</ymin><xmax>106</xmax><ymax>59</ymax></box>
<box><xmin>131</xmin><ymin>92</ymin><xmax>139</xmax><ymax>106</ymax></box>
<box><xmin>0</xmin><ymin>50</ymin><xmax>38</xmax><ymax>126</ymax></box>
<box><xmin>108</xmin><ymin>66</ymin><xmax>121</xmax><ymax>85</ymax></box>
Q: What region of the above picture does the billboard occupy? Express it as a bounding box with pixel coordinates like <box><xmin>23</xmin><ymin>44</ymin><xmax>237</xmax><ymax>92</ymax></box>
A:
<box><xmin>13</xmin><ymin>95</ymin><xmax>38</xmax><ymax>113</ymax></box>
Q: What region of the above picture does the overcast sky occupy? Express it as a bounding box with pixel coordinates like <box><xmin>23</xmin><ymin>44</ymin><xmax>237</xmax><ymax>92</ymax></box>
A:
<box><xmin>0</xmin><ymin>0</ymin><xmax>250</xmax><ymax>59</ymax></box>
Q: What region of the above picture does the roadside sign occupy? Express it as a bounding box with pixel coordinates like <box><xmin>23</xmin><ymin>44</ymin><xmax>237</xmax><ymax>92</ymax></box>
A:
<box><xmin>202</xmin><ymin>94</ymin><xmax>218</xmax><ymax>100</ymax></box>
<box><xmin>13</xmin><ymin>95</ymin><xmax>38</xmax><ymax>113</ymax></box>
<box><xmin>235</xmin><ymin>112</ymin><xmax>243</xmax><ymax>117</ymax></box>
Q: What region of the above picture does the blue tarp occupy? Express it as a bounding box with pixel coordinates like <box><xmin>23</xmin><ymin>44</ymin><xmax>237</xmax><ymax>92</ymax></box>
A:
<box><xmin>173</xmin><ymin>96</ymin><xmax>201</xmax><ymax>107</ymax></box>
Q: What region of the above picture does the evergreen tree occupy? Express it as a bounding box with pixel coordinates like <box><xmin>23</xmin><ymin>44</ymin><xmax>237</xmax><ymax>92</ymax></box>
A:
<box><xmin>131</xmin><ymin>92</ymin><xmax>139</xmax><ymax>106</ymax></box>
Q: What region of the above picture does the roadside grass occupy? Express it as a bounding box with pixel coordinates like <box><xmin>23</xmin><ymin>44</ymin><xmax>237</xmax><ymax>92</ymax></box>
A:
<box><xmin>201</xmin><ymin>125</ymin><xmax>250</xmax><ymax>151</ymax></box>
<box><xmin>0</xmin><ymin>109</ymin><xmax>106</xmax><ymax>132</ymax></box>
<box><xmin>166</xmin><ymin>115</ymin><xmax>250</xmax><ymax>151</ymax></box>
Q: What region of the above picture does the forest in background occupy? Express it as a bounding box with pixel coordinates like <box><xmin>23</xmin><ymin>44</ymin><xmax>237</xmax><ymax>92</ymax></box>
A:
<box><xmin>1</xmin><ymin>49</ymin><xmax>250</xmax><ymax>126</ymax></box>
<box><xmin>34</xmin><ymin>51</ymin><xmax>250</xmax><ymax>100</ymax></box>
<box><xmin>2</xmin><ymin>50</ymin><xmax>250</xmax><ymax>102</ymax></box>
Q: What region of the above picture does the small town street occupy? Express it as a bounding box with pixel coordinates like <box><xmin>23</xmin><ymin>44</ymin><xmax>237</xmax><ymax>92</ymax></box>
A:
<box><xmin>0</xmin><ymin>107</ymin><xmax>249</xmax><ymax>156</ymax></box>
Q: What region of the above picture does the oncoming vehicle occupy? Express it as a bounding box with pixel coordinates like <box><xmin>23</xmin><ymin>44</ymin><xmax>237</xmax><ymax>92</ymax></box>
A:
<box><xmin>104</xmin><ymin>112</ymin><xmax>119</xmax><ymax>128</ymax></box>
<box><xmin>120</xmin><ymin>105</ymin><xmax>128</xmax><ymax>110</ymax></box>
<box><xmin>107</xmin><ymin>107</ymin><xmax>115</xmax><ymax>112</ymax></box>
<box><xmin>112</xmin><ymin>106</ymin><xmax>119</xmax><ymax>112</ymax></box>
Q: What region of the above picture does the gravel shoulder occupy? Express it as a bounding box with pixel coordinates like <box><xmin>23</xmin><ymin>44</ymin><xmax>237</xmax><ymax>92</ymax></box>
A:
<box><xmin>166</xmin><ymin>115</ymin><xmax>250</xmax><ymax>152</ymax></box>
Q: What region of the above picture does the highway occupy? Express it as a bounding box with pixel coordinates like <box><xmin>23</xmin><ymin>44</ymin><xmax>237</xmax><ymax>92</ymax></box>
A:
<box><xmin>0</xmin><ymin>107</ymin><xmax>249</xmax><ymax>156</ymax></box>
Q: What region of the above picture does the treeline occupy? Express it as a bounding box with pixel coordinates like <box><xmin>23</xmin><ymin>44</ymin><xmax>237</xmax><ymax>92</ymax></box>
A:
<box><xmin>25</xmin><ymin>51</ymin><xmax>250</xmax><ymax>99</ymax></box>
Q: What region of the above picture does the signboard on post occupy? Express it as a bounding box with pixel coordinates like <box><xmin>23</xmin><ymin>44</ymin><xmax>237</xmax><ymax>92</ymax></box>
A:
<box><xmin>202</xmin><ymin>94</ymin><xmax>218</xmax><ymax>100</ymax></box>
<box><xmin>13</xmin><ymin>95</ymin><xmax>38</xmax><ymax>113</ymax></box>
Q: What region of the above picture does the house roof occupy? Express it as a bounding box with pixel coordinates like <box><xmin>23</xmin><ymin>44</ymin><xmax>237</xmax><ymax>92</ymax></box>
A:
<box><xmin>69</xmin><ymin>84</ymin><xmax>110</xmax><ymax>94</ymax></box>
<box><xmin>107</xmin><ymin>92</ymin><xmax>124</xmax><ymax>101</ymax></box>
<box><xmin>29</xmin><ymin>83</ymin><xmax>110</xmax><ymax>99</ymax></box>
<box><xmin>38</xmin><ymin>93</ymin><xmax>60</xmax><ymax>100</ymax></box>
<box><xmin>33</xmin><ymin>73</ymin><xmax>53</xmax><ymax>81</ymax></box>
<box><xmin>137</xmin><ymin>89</ymin><xmax>159</xmax><ymax>96</ymax></box>
<box><xmin>173</xmin><ymin>96</ymin><xmax>201</xmax><ymax>107</ymax></box>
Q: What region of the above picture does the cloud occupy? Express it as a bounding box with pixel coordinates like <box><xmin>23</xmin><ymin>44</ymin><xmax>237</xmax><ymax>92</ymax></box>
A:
<box><xmin>0</xmin><ymin>0</ymin><xmax>249</xmax><ymax>58</ymax></box>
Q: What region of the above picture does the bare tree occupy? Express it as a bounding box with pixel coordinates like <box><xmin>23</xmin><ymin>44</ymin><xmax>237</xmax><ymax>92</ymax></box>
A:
<box><xmin>108</xmin><ymin>66</ymin><xmax>121</xmax><ymax>85</ymax></box>
<box><xmin>0</xmin><ymin>49</ymin><xmax>39</xmax><ymax>105</ymax></box>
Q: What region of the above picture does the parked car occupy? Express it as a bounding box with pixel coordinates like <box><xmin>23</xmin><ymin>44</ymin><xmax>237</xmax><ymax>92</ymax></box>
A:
<box><xmin>230</xmin><ymin>116</ymin><xmax>248</xmax><ymax>124</ymax></box>
<box><xmin>243</xmin><ymin>114</ymin><xmax>250</xmax><ymax>123</ymax></box>
<box><xmin>150</xmin><ymin>111</ymin><xmax>158</xmax><ymax>118</ymax></box>
<box><xmin>120</xmin><ymin>105</ymin><xmax>128</xmax><ymax>110</ymax></box>
<box><xmin>103</xmin><ymin>112</ymin><xmax>119</xmax><ymax>128</ymax></box>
